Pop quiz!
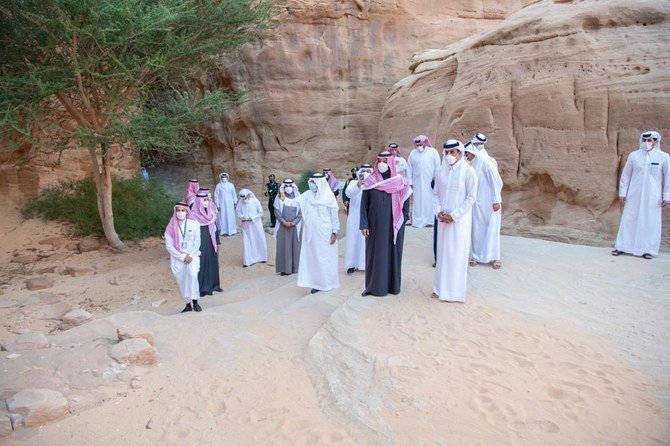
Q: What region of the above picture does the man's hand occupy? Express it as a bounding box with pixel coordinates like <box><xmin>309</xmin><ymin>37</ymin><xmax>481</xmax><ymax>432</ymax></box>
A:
<box><xmin>330</xmin><ymin>233</ymin><xmax>337</xmax><ymax>245</ymax></box>
<box><xmin>184</xmin><ymin>255</ymin><xmax>193</xmax><ymax>265</ymax></box>
<box><xmin>493</xmin><ymin>203</ymin><xmax>501</xmax><ymax>212</ymax></box>
<box><xmin>437</xmin><ymin>211</ymin><xmax>447</xmax><ymax>223</ymax></box>
<box><xmin>662</xmin><ymin>200</ymin><xmax>670</xmax><ymax>208</ymax></box>
<box><xmin>361</xmin><ymin>229</ymin><xmax>369</xmax><ymax>237</ymax></box>
<box><xmin>620</xmin><ymin>197</ymin><xmax>626</xmax><ymax>205</ymax></box>
<box><xmin>357</xmin><ymin>179</ymin><xmax>364</xmax><ymax>187</ymax></box>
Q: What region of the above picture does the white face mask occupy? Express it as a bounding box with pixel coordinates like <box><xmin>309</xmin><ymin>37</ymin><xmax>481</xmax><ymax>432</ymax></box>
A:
<box><xmin>445</xmin><ymin>154</ymin><xmax>458</xmax><ymax>165</ymax></box>
<box><xmin>418</xmin><ymin>146</ymin><xmax>425</xmax><ymax>152</ymax></box>
<box><xmin>202</xmin><ymin>200</ymin><xmax>209</xmax><ymax>208</ymax></box>
<box><xmin>221</xmin><ymin>177</ymin><xmax>228</xmax><ymax>183</ymax></box>
<box><xmin>309</xmin><ymin>182</ymin><xmax>318</xmax><ymax>193</ymax></box>
<box><xmin>284</xmin><ymin>186</ymin><xmax>293</xmax><ymax>194</ymax></box>
<box><xmin>378</xmin><ymin>162</ymin><xmax>389</xmax><ymax>173</ymax></box>
<box><xmin>644</xmin><ymin>141</ymin><xmax>654</xmax><ymax>151</ymax></box>
<box><xmin>176</xmin><ymin>211</ymin><xmax>187</xmax><ymax>221</ymax></box>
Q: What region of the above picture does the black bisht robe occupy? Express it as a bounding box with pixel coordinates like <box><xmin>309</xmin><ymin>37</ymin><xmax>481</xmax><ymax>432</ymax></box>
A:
<box><xmin>360</xmin><ymin>179</ymin><xmax>409</xmax><ymax>296</ymax></box>
<box><xmin>198</xmin><ymin>223</ymin><xmax>221</xmax><ymax>295</ymax></box>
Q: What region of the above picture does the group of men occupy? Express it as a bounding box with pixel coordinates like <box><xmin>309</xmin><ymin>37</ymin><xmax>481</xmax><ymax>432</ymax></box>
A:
<box><xmin>165</xmin><ymin>130</ymin><xmax>669</xmax><ymax>311</ymax></box>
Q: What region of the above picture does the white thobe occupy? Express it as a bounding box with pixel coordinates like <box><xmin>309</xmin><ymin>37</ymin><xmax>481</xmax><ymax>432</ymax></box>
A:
<box><xmin>165</xmin><ymin>218</ymin><xmax>201</xmax><ymax>303</ymax></box>
<box><xmin>408</xmin><ymin>147</ymin><xmax>441</xmax><ymax>227</ymax></box>
<box><xmin>395</xmin><ymin>156</ymin><xmax>412</xmax><ymax>185</ymax></box>
<box><xmin>284</xmin><ymin>195</ymin><xmax>340</xmax><ymax>291</ymax></box>
<box><xmin>236</xmin><ymin>198</ymin><xmax>268</xmax><ymax>266</ymax></box>
<box><xmin>344</xmin><ymin>180</ymin><xmax>366</xmax><ymax>270</ymax></box>
<box><xmin>215</xmin><ymin>181</ymin><xmax>238</xmax><ymax>235</ymax></box>
<box><xmin>615</xmin><ymin>148</ymin><xmax>670</xmax><ymax>256</ymax></box>
<box><xmin>471</xmin><ymin>155</ymin><xmax>503</xmax><ymax>263</ymax></box>
<box><xmin>433</xmin><ymin>160</ymin><xmax>478</xmax><ymax>302</ymax></box>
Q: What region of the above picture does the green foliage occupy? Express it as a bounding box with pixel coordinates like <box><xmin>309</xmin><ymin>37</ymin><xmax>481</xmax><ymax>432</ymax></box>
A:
<box><xmin>0</xmin><ymin>0</ymin><xmax>276</xmax><ymax>155</ymax></box>
<box><xmin>22</xmin><ymin>176</ymin><xmax>177</xmax><ymax>240</ymax></box>
<box><xmin>297</xmin><ymin>169</ymin><xmax>317</xmax><ymax>193</ymax></box>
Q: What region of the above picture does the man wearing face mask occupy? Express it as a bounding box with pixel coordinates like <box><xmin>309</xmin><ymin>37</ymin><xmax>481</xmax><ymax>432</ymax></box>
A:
<box><xmin>214</xmin><ymin>172</ymin><xmax>238</xmax><ymax>236</ymax></box>
<box><xmin>470</xmin><ymin>132</ymin><xmax>498</xmax><ymax>169</ymax></box>
<box><xmin>345</xmin><ymin>164</ymin><xmax>373</xmax><ymax>275</ymax></box>
<box><xmin>388</xmin><ymin>143</ymin><xmax>412</xmax><ymax>184</ymax></box>
<box><xmin>323</xmin><ymin>168</ymin><xmax>340</xmax><ymax>197</ymax></box>
<box><xmin>191</xmin><ymin>193</ymin><xmax>223</xmax><ymax>296</ymax></box>
<box><xmin>360</xmin><ymin>152</ymin><xmax>412</xmax><ymax>296</ymax></box>
<box><xmin>432</xmin><ymin>140</ymin><xmax>477</xmax><ymax>303</ymax></box>
<box><xmin>278</xmin><ymin>173</ymin><xmax>340</xmax><ymax>294</ymax></box>
<box><xmin>612</xmin><ymin>131</ymin><xmax>670</xmax><ymax>259</ymax></box>
<box><xmin>237</xmin><ymin>189</ymin><xmax>268</xmax><ymax>267</ymax></box>
<box><xmin>165</xmin><ymin>202</ymin><xmax>203</xmax><ymax>313</ymax></box>
<box><xmin>264</xmin><ymin>174</ymin><xmax>279</xmax><ymax>227</ymax></box>
<box><xmin>464</xmin><ymin>143</ymin><xmax>504</xmax><ymax>269</ymax></box>
<box><xmin>274</xmin><ymin>179</ymin><xmax>302</xmax><ymax>276</ymax></box>
<box><xmin>407</xmin><ymin>135</ymin><xmax>440</xmax><ymax>227</ymax></box>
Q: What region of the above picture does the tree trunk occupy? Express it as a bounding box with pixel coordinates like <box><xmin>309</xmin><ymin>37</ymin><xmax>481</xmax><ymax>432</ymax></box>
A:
<box><xmin>89</xmin><ymin>143</ymin><xmax>126</xmax><ymax>250</ymax></box>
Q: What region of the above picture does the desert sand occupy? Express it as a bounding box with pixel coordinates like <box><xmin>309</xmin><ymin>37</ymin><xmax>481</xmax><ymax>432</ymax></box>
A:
<box><xmin>0</xmin><ymin>204</ymin><xmax>669</xmax><ymax>445</ymax></box>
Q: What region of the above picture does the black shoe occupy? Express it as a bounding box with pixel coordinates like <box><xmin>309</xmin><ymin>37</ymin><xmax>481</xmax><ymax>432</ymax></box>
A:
<box><xmin>199</xmin><ymin>292</ymin><xmax>206</xmax><ymax>297</ymax></box>
<box><xmin>346</xmin><ymin>267</ymin><xmax>355</xmax><ymax>275</ymax></box>
<box><xmin>181</xmin><ymin>303</ymin><xmax>193</xmax><ymax>313</ymax></box>
<box><xmin>310</xmin><ymin>288</ymin><xmax>320</xmax><ymax>294</ymax></box>
<box><xmin>214</xmin><ymin>287</ymin><xmax>223</xmax><ymax>292</ymax></box>
<box><xmin>192</xmin><ymin>300</ymin><xmax>202</xmax><ymax>312</ymax></box>
<box><xmin>432</xmin><ymin>262</ymin><xmax>436</xmax><ymax>268</ymax></box>
<box><xmin>361</xmin><ymin>290</ymin><xmax>372</xmax><ymax>297</ymax></box>
<box><xmin>280</xmin><ymin>272</ymin><xmax>287</xmax><ymax>276</ymax></box>
<box><xmin>243</xmin><ymin>264</ymin><xmax>248</xmax><ymax>268</ymax></box>
<box><xmin>206</xmin><ymin>291</ymin><xmax>213</xmax><ymax>296</ymax></box>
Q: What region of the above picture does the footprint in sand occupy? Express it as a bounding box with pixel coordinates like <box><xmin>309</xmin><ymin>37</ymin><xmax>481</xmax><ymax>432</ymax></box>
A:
<box><xmin>510</xmin><ymin>419</ymin><xmax>560</xmax><ymax>434</ymax></box>
<box><xmin>545</xmin><ymin>385</ymin><xmax>584</xmax><ymax>403</ymax></box>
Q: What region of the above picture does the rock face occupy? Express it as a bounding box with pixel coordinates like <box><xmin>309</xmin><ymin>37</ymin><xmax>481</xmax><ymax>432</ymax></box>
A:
<box><xmin>379</xmin><ymin>0</ymin><xmax>670</xmax><ymax>245</ymax></box>
<box><xmin>6</xmin><ymin>389</ymin><xmax>69</xmax><ymax>427</ymax></box>
<box><xmin>201</xmin><ymin>0</ymin><xmax>537</xmax><ymax>190</ymax></box>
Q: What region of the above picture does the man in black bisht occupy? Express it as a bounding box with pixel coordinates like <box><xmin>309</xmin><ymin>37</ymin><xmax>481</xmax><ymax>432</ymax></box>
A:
<box><xmin>191</xmin><ymin>192</ymin><xmax>223</xmax><ymax>297</ymax></box>
<box><xmin>360</xmin><ymin>151</ymin><xmax>412</xmax><ymax>296</ymax></box>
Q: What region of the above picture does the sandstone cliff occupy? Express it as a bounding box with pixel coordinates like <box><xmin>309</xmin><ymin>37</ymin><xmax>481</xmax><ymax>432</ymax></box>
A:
<box><xmin>379</xmin><ymin>0</ymin><xmax>670</xmax><ymax>246</ymax></box>
<box><xmin>202</xmin><ymin>0</ymin><xmax>537</xmax><ymax>189</ymax></box>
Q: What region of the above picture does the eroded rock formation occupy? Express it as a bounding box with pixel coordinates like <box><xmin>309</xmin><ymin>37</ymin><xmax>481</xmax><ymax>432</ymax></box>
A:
<box><xmin>379</xmin><ymin>0</ymin><xmax>670</xmax><ymax>245</ymax></box>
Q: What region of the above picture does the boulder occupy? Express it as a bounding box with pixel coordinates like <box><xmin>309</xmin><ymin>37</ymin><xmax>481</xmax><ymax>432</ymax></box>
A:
<box><xmin>11</xmin><ymin>254</ymin><xmax>39</xmax><ymax>264</ymax></box>
<box><xmin>6</xmin><ymin>389</ymin><xmax>69</xmax><ymax>427</ymax></box>
<box><xmin>77</xmin><ymin>237</ymin><xmax>101</xmax><ymax>253</ymax></box>
<box><xmin>33</xmin><ymin>301</ymin><xmax>72</xmax><ymax>320</ymax></box>
<box><xmin>38</xmin><ymin>237</ymin><xmax>69</xmax><ymax>249</ymax></box>
<box><xmin>117</xmin><ymin>327</ymin><xmax>155</xmax><ymax>346</ymax></box>
<box><xmin>24</xmin><ymin>277</ymin><xmax>53</xmax><ymax>291</ymax></box>
<box><xmin>64</xmin><ymin>265</ymin><xmax>95</xmax><ymax>277</ymax></box>
<box><xmin>0</xmin><ymin>412</ymin><xmax>12</xmax><ymax>438</ymax></box>
<box><xmin>110</xmin><ymin>338</ymin><xmax>156</xmax><ymax>365</ymax></box>
<box><xmin>4</xmin><ymin>331</ymin><xmax>49</xmax><ymax>351</ymax></box>
<box><xmin>61</xmin><ymin>309</ymin><xmax>93</xmax><ymax>330</ymax></box>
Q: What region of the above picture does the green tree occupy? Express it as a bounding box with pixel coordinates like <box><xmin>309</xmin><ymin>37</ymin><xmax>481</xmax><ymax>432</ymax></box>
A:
<box><xmin>0</xmin><ymin>0</ymin><xmax>275</xmax><ymax>249</ymax></box>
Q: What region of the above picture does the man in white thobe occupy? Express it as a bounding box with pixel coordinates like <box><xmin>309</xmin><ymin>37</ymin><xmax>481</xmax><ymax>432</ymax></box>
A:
<box><xmin>432</xmin><ymin>140</ymin><xmax>478</xmax><ymax>303</ymax></box>
<box><xmin>613</xmin><ymin>131</ymin><xmax>670</xmax><ymax>259</ymax></box>
<box><xmin>236</xmin><ymin>189</ymin><xmax>268</xmax><ymax>267</ymax></box>
<box><xmin>407</xmin><ymin>135</ymin><xmax>440</xmax><ymax>227</ymax></box>
<box><xmin>470</xmin><ymin>132</ymin><xmax>498</xmax><ymax>168</ymax></box>
<box><xmin>164</xmin><ymin>202</ymin><xmax>202</xmax><ymax>313</ymax></box>
<box><xmin>279</xmin><ymin>173</ymin><xmax>340</xmax><ymax>294</ymax></box>
<box><xmin>464</xmin><ymin>143</ymin><xmax>504</xmax><ymax>268</ymax></box>
<box><xmin>388</xmin><ymin>143</ymin><xmax>412</xmax><ymax>184</ymax></box>
<box><xmin>214</xmin><ymin>172</ymin><xmax>238</xmax><ymax>236</ymax></box>
<box><xmin>344</xmin><ymin>163</ymin><xmax>373</xmax><ymax>275</ymax></box>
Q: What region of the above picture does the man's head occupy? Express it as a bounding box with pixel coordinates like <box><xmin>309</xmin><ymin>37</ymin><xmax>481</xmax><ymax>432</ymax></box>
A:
<box><xmin>174</xmin><ymin>202</ymin><xmax>190</xmax><ymax>221</ymax></box>
<box><xmin>443</xmin><ymin>140</ymin><xmax>464</xmax><ymax>165</ymax></box>
<box><xmin>472</xmin><ymin>132</ymin><xmax>487</xmax><ymax>149</ymax></box>
<box><xmin>641</xmin><ymin>131</ymin><xmax>661</xmax><ymax>151</ymax></box>
<box><xmin>388</xmin><ymin>143</ymin><xmax>400</xmax><ymax>157</ymax></box>
<box><xmin>309</xmin><ymin>173</ymin><xmax>326</xmax><ymax>193</ymax></box>
<box><xmin>464</xmin><ymin>142</ymin><xmax>476</xmax><ymax>164</ymax></box>
<box><xmin>268</xmin><ymin>174</ymin><xmax>275</xmax><ymax>182</ymax></box>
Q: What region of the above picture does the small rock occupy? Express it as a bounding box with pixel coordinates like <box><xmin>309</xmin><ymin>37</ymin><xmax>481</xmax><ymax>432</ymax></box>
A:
<box><xmin>45</xmin><ymin>252</ymin><xmax>72</xmax><ymax>261</ymax></box>
<box><xmin>6</xmin><ymin>353</ymin><xmax>21</xmax><ymax>359</ymax></box>
<box><xmin>64</xmin><ymin>266</ymin><xmax>95</xmax><ymax>277</ymax></box>
<box><xmin>34</xmin><ymin>302</ymin><xmax>72</xmax><ymax>320</ymax></box>
<box><xmin>0</xmin><ymin>412</ymin><xmax>12</xmax><ymax>438</ymax></box>
<box><xmin>6</xmin><ymin>389</ymin><xmax>69</xmax><ymax>427</ymax></box>
<box><xmin>4</xmin><ymin>331</ymin><xmax>49</xmax><ymax>351</ymax></box>
<box><xmin>0</xmin><ymin>298</ymin><xmax>13</xmax><ymax>309</ymax></box>
<box><xmin>130</xmin><ymin>378</ymin><xmax>143</xmax><ymax>389</ymax></box>
<box><xmin>11</xmin><ymin>254</ymin><xmax>40</xmax><ymax>265</ymax></box>
<box><xmin>38</xmin><ymin>237</ymin><xmax>69</xmax><ymax>249</ymax></box>
<box><xmin>33</xmin><ymin>266</ymin><xmax>56</xmax><ymax>275</ymax></box>
<box><xmin>117</xmin><ymin>327</ymin><xmax>155</xmax><ymax>346</ymax></box>
<box><xmin>78</xmin><ymin>237</ymin><xmax>100</xmax><ymax>253</ymax></box>
<box><xmin>65</xmin><ymin>242</ymin><xmax>79</xmax><ymax>251</ymax></box>
<box><xmin>24</xmin><ymin>278</ymin><xmax>54</xmax><ymax>291</ymax></box>
<box><xmin>151</xmin><ymin>298</ymin><xmax>167</xmax><ymax>308</ymax></box>
<box><xmin>130</xmin><ymin>295</ymin><xmax>141</xmax><ymax>306</ymax></box>
<box><xmin>117</xmin><ymin>371</ymin><xmax>134</xmax><ymax>382</ymax></box>
<box><xmin>61</xmin><ymin>309</ymin><xmax>93</xmax><ymax>330</ymax></box>
<box><xmin>31</xmin><ymin>292</ymin><xmax>60</xmax><ymax>305</ymax></box>
<box><xmin>111</xmin><ymin>339</ymin><xmax>156</xmax><ymax>365</ymax></box>
<box><xmin>108</xmin><ymin>277</ymin><xmax>120</xmax><ymax>286</ymax></box>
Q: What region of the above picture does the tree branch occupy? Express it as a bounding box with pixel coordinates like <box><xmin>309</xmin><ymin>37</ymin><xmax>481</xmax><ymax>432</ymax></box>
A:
<box><xmin>71</xmin><ymin>32</ymin><xmax>101</xmax><ymax>129</ymax></box>
<box><xmin>54</xmin><ymin>91</ymin><xmax>93</xmax><ymax>128</ymax></box>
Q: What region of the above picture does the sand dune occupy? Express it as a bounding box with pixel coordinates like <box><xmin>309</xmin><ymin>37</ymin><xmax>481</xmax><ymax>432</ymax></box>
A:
<box><xmin>0</xmin><ymin>207</ymin><xmax>668</xmax><ymax>445</ymax></box>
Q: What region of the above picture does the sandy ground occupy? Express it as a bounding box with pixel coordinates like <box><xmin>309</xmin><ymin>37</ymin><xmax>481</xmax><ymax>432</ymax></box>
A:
<box><xmin>0</xmin><ymin>206</ymin><xmax>669</xmax><ymax>445</ymax></box>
